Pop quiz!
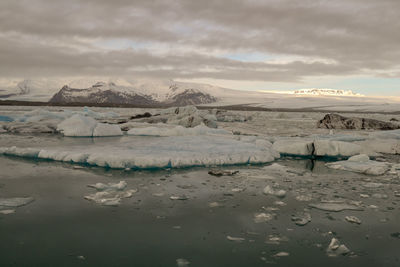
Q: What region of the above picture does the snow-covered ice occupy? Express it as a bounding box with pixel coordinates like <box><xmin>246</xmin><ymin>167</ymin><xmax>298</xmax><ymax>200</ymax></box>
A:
<box><xmin>0</xmin><ymin>136</ymin><xmax>278</xmax><ymax>169</ymax></box>
<box><xmin>0</xmin><ymin>197</ymin><xmax>34</xmax><ymax>207</ymax></box>
<box><xmin>127</xmin><ymin>124</ymin><xmax>229</xmax><ymax>137</ymax></box>
<box><xmin>326</xmin><ymin>156</ymin><xmax>390</xmax><ymax>175</ymax></box>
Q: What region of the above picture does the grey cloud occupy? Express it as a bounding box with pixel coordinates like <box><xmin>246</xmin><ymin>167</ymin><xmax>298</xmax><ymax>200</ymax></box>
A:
<box><xmin>0</xmin><ymin>0</ymin><xmax>398</xmax><ymax>81</ymax></box>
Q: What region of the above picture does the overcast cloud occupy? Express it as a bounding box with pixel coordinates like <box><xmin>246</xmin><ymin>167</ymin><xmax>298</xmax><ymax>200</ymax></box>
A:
<box><xmin>1</xmin><ymin>0</ymin><xmax>399</xmax><ymax>88</ymax></box>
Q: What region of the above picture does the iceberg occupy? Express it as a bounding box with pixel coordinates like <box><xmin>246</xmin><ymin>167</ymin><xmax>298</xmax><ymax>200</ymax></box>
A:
<box><xmin>272</xmin><ymin>140</ymin><xmax>314</xmax><ymax>156</ymax></box>
<box><xmin>0</xmin><ymin>136</ymin><xmax>278</xmax><ymax>169</ymax></box>
<box><xmin>57</xmin><ymin>114</ymin><xmax>122</xmax><ymax>137</ymax></box>
<box><xmin>314</xmin><ymin>140</ymin><xmax>362</xmax><ymax>157</ymax></box>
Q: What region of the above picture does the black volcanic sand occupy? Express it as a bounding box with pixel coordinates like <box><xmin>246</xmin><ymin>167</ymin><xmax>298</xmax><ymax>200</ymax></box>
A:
<box><xmin>1</xmin><ymin>155</ymin><xmax>400</xmax><ymax>267</ymax></box>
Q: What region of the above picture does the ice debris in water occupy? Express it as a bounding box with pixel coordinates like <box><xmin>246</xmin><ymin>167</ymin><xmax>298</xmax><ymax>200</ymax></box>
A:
<box><xmin>0</xmin><ymin>197</ymin><xmax>34</xmax><ymax>207</ymax></box>
<box><xmin>227</xmin><ymin>236</ymin><xmax>245</xmax><ymax>242</ymax></box>
<box><xmin>309</xmin><ymin>201</ymin><xmax>363</xmax><ymax>212</ymax></box>
<box><xmin>266</xmin><ymin>235</ymin><xmax>289</xmax><ymax>245</ymax></box>
<box><xmin>88</xmin><ymin>181</ymin><xmax>127</xmax><ymax>191</ymax></box>
<box><xmin>254</xmin><ymin>213</ymin><xmax>275</xmax><ymax>223</ymax></box>
<box><xmin>176</xmin><ymin>258</ymin><xmax>190</xmax><ymax>266</ymax></box>
<box><xmin>208</xmin><ymin>170</ymin><xmax>239</xmax><ymax>177</ymax></box>
<box><xmin>170</xmin><ymin>195</ymin><xmax>189</xmax><ymax>201</ymax></box>
<box><xmin>326</xmin><ymin>238</ymin><xmax>350</xmax><ymax>257</ymax></box>
<box><xmin>291</xmin><ymin>212</ymin><xmax>311</xmax><ymax>226</ymax></box>
<box><xmin>0</xmin><ymin>209</ymin><xmax>15</xmax><ymax>215</ymax></box>
<box><xmin>326</xmin><ymin>155</ymin><xmax>390</xmax><ymax>176</ymax></box>
<box><xmin>274</xmin><ymin>252</ymin><xmax>290</xmax><ymax>257</ymax></box>
<box><xmin>345</xmin><ymin>216</ymin><xmax>361</xmax><ymax>224</ymax></box>
<box><xmin>263</xmin><ymin>185</ymin><xmax>286</xmax><ymax>198</ymax></box>
<box><xmin>84</xmin><ymin>181</ymin><xmax>136</xmax><ymax>206</ymax></box>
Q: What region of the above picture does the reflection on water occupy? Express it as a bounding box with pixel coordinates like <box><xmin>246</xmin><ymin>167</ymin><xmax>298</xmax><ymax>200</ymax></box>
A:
<box><xmin>1</xmin><ymin>154</ymin><xmax>400</xmax><ymax>267</ymax></box>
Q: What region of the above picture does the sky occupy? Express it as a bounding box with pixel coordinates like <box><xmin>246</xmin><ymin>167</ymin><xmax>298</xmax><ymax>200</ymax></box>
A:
<box><xmin>1</xmin><ymin>0</ymin><xmax>400</xmax><ymax>96</ymax></box>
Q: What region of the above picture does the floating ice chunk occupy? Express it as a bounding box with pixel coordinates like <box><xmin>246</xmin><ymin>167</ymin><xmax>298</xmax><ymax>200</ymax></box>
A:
<box><xmin>254</xmin><ymin>213</ymin><xmax>275</xmax><ymax>223</ymax></box>
<box><xmin>0</xmin><ymin>209</ymin><xmax>15</xmax><ymax>215</ymax></box>
<box><xmin>88</xmin><ymin>181</ymin><xmax>127</xmax><ymax>191</ymax></box>
<box><xmin>0</xmin><ymin>146</ymin><xmax>41</xmax><ymax>158</ymax></box>
<box><xmin>170</xmin><ymin>195</ymin><xmax>189</xmax><ymax>200</ymax></box>
<box><xmin>326</xmin><ymin>159</ymin><xmax>390</xmax><ymax>175</ymax></box>
<box><xmin>309</xmin><ymin>201</ymin><xmax>363</xmax><ymax>212</ymax></box>
<box><xmin>176</xmin><ymin>258</ymin><xmax>190</xmax><ymax>267</ymax></box>
<box><xmin>295</xmin><ymin>194</ymin><xmax>313</xmax><ymax>202</ymax></box>
<box><xmin>370</xmin><ymin>129</ymin><xmax>400</xmax><ymax>139</ymax></box>
<box><xmin>263</xmin><ymin>185</ymin><xmax>286</xmax><ymax>198</ymax></box>
<box><xmin>326</xmin><ymin>238</ymin><xmax>350</xmax><ymax>257</ymax></box>
<box><xmin>266</xmin><ymin>235</ymin><xmax>289</xmax><ymax>245</ymax></box>
<box><xmin>273</xmin><ymin>252</ymin><xmax>289</xmax><ymax>257</ymax></box>
<box><xmin>84</xmin><ymin>189</ymin><xmax>137</xmax><ymax>206</ymax></box>
<box><xmin>363</xmin><ymin>182</ymin><xmax>383</xmax><ymax>188</ymax></box>
<box><xmin>0</xmin><ymin>115</ymin><xmax>14</xmax><ymax>122</ymax></box>
<box><xmin>227</xmin><ymin>236</ymin><xmax>245</xmax><ymax>242</ymax></box>
<box><xmin>93</xmin><ymin>123</ymin><xmax>123</xmax><ymax>137</ymax></box>
<box><xmin>314</xmin><ymin>140</ymin><xmax>362</xmax><ymax>157</ymax></box>
<box><xmin>272</xmin><ymin>140</ymin><xmax>314</xmax><ymax>156</ymax></box>
<box><xmin>57</xmin><ymin>114</ymin><xmax>97</xmax><ymax>137</ymax></box>
<box><xmin>0</xmin><ymin>197</ymin><xmax>34</xmax><ymax>207</ymax></box>
<box><xmin>348</xmin><ymin>154</ymin><xmax>370</xmax><ymax>162</ymax></box>
<box><xmin>291</xmin><ymin>212</ymin><xmax>311</xmax><ymax>226</ymax></box>
<box><xmin>127</xmin><ymin>124</ymin><xmax>229</xmax><ymax>137</ymax></box>
<box><xmin>208</xmin><ymin>202</ymin><xmax>222</xmax><ymax>208</ymax></box>
<box><xmin>345</xmin><ymin>216</ymin><xmax>361</xmax><ymax>224</ymax></box>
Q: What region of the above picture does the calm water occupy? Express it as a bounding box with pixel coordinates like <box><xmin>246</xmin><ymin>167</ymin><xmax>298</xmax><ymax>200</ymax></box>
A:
<box><xmin>1</xmin><ymin>152</ymin><xmax>400</xmax><ymax>266</ymax></box>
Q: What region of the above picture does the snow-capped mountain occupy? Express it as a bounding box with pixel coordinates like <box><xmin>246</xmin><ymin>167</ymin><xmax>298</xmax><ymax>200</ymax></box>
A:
<box><xmin>48</xmin><ymin>80</ymin><xmax>218</xmax><ymax>106</ymax></box>
<box><xmin>294</xmin><ymin>89</ymin><xmax>362</xmax><ymax>96</ymax></box>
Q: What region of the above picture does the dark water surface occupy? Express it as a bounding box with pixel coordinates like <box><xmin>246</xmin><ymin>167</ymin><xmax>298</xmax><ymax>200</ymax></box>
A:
<box><xmin>1</xmin><ymin>154</ymin><xmax>400</xmax><ymax>266</ymax></box>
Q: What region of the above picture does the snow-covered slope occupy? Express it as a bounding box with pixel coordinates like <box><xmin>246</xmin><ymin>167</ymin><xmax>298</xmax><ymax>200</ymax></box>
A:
<box><xmin>294</xmin><ymin>89</ymin><xmax>362</xmax><ymax>96</ymax></box>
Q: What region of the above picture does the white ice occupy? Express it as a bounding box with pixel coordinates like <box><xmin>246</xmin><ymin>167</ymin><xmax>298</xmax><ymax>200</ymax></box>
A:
<box><xmin>127</xmin><ymin>124</ymin><xmax>229</xmax><ymax>137</ymax></box>
<box><xmin>326</xmin><ymin>155</ymin><xmax>390</xmax><ymax>175</ymax></box>
<box><xmin>0</xmin><ymin>136</ymin><xmax>278</xmax><ymax>169</ymax></box>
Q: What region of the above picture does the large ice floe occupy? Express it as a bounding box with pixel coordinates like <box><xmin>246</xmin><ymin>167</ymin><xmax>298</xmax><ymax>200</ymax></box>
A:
<box><xmin>0</xmin><ymin>136</ymin><xmax>278</xmax><ymax>169</ymax></box>
<box><xmin>127</xmin><ymin>124</ymin><xmax>229</xmax><ymax>137</ymax></box>
<box><xmin>326</xmin><ymin>154</ymin><xmax>390</xmax><ymax>175</ymax></box>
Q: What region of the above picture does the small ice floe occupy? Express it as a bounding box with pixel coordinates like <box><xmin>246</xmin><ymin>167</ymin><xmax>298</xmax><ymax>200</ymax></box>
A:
<box><xmin>345</xmin><ymin>216</ymin><xmax>361</xmax><ymax>224</ymax></box>
<box><xmin>309</xmin><ymin>201</ymin><xmax>363</xmax><ymax>212</ymax></box>
<box><xmin>208</xmin><ymin>202</ymin><xmax>222</xmax><ymax>208</ymax></box>
<box><xmin>266</xmin><ymin>235</ymin><xmax>289</xmax><ymax>245</ymax></box>
<box><xmin>170</xmin><ymin>195</ymin><xmax>189</xmax><ymax>200</ymax></box>
<box><xmin>87</xmin><ymin>181</ymin><xmax>127</xmax><ymax>191</ymax></box>
<box><xmin>372</xmin><ymin>193</ymin><xmax>388</xmax><ymax>199</ymax></box>
<box><xmin>0</xmin><ymin>209</ymin><xmax>15</xmax><ymax>215</ymax></box>
<box><xmin>85</xmin><ymin>181</ymin><xmax>136</xmax><ymax>206</ymax></box>
<box><xmin>273</xmin><ymin>252</ymin><xmax>289</xmax><ymax>257</ymax></box>
<box><xmin>227</xmin><ymin>236</ymin><xmax>245</xmax><ymax>242</ymax></box>
<box><xmin>263</xmin><ymin>185</ymin><xmax>286</xmax><ymax>198</ymax></box>
<box><xmin>359</xmin><ymin>194</ymin><xmax>370</xmax><ymax>198</ymax></box>
<box><xmin>394</xmin><ymin>191</ymin><xmax>400</xmax><ymax>197</ymax></box>
<box><xmin>295</xmin><ymin>194</ymin><xmax>313</xmax><ymax>202</ymax></box>
<box><xmin>84</xmin><ymin>189</ymin><xmax>137</xmax><ymax>206</ymax></box>
<box><xmin>362</xmin><ymin>182</ymin><xmax>383</xmax><ymax>188</ymax></box>
<box><xmin>274</xmin><ymin>201</ymin><xmax>286</xmax><ymax>206</ymax></box>
<box><xmin>231</xmin><ymin>188</ymin><xmax>244</xmax><ymax>192</ymax></box>
<box><xmin>291</xmin><ymin>212</ymin><xmax>311</xmax><ymax>226</ymax></box>
<box><xmin>326</xmin><ymin>155</ymin><xmax>390</xmax><ymax>176</ymax></box>
<box><xmin>0</xmin><ymin>197</ymin><xmax>34</xmax><ymax>207</ymax></box>
<box><xmin>208</xmin><ymin>170</ymin><xmax>239</xmax><ymax>177</ymax></box>
<box><xmin>77</xmin><ymin>256</ymin><xmax>85</xmax><ymax>260</ymax></box>
<box><xmin>253</xmin><ymin>213</ymin><xmax>275</xmax><ymax>223</ymax></box>
<box><xmin>176</xmin><ymin>258</ymin><xmax>190</xmax><ymax>266</ymax></box>
<box><xmin>326</xmin><ymin>238</ymin><xmax>350</xmax><ymax>257</ymax></box>
<box><xmin>152</xmin><ymin>193</ymin><xmax>165</xmax><ymax>197</ymax></box>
